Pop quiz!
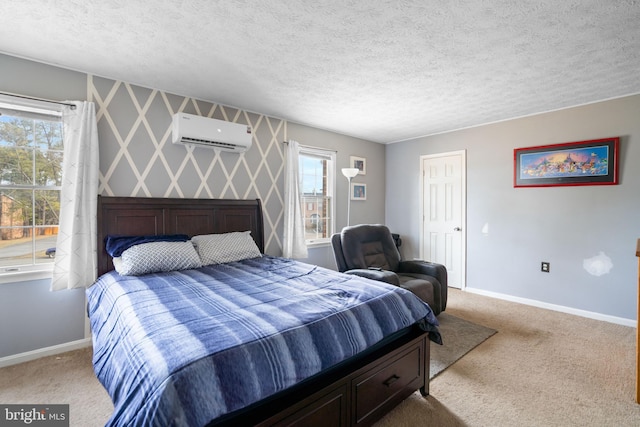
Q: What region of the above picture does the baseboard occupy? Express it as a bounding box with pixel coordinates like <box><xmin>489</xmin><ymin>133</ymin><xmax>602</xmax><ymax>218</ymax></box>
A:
<box><xmin>0</xmin><ymin>337</ymin><xmax>92</xmax><ymax>368</ymax></box>
<box><xmin>464</xmin><ymin>287</ymin><xmax>636</xmax><ymax>327</ymax></box>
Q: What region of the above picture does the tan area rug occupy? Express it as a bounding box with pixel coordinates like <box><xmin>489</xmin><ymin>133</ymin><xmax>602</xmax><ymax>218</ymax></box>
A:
<box><xmin>431</xmin><ymin>312</ymin><xmax>497</xmax><ymax>379</ymax></box>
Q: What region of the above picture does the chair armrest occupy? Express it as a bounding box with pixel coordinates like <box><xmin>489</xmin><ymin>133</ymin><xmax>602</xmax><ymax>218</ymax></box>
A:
<box><xmin>398</xmin><ymin>260</ymin><xmax>447</xmax><ymax>287</ymax></box>
<box><xmin>331</xmin><ymin>233</ymin><xmax>349</xmax><ymax>272</ymax></box>
<box><xmin>344</xmin><ymin>269</ymin><xmax>400</xmax><ymax>286</ymax></box>
<box><xmin>398</xmin><ymin>260</ymin><xmax>448</xmax><ymax>311</ymax></box>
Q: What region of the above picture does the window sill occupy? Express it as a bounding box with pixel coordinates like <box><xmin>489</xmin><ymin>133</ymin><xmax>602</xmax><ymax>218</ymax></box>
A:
<box><xmin>305</xmin><ymin>239</ymin><xmax>331</xmax><ymax>249</ymax></box>
<box><xmin>0</xmin><ymin>268</ymin><xmax>53</xmax><ymax>285</ymax></box>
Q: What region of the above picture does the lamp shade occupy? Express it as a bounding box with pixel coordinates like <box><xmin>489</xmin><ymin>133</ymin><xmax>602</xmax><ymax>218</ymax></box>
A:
<box><xmin>341</xmin><ymin>168</ymin><xmax>359</xmax><ymax>178</ymax></box>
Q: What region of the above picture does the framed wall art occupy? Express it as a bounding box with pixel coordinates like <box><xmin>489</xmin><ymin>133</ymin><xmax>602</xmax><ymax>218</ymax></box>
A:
<box><xmin>350</xmin><ymin>156</ymin><xmax>366</xmax><ymax>175</ymax></box>
<box><xmin>351</xmin><ymin>183</ymin><xmax>366</xmax><ymax>200</ymax></box>
<box><xmin>514</xmin><ymin>137</ymin><xmax>619</xmax><ymax>188</ymax></box>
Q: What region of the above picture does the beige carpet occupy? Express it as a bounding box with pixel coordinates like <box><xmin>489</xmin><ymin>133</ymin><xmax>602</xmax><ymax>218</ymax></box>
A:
<box><xmin>1</xmin><ymin>289</ymin><xmax>638</xmax><ymax>426</ymax></box>
<box><xmin>0</xmin><ymin>346</ymin><xmax>112</xmax><ymax>426</ymax></box>
<box><xmin>374</xmin><ymin>289</ymin><xmax>640</xmax><ymax>427</ymax></box>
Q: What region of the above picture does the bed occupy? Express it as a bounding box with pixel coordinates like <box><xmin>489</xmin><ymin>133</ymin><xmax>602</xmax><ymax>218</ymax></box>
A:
<box><xmin>89</xmin><ymin>196</ymin><xmax>441</xmax><ymax>426</ymax></box>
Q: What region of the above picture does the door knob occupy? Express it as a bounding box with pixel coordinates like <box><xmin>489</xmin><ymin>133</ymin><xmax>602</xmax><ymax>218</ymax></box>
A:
<box><xmin>454</xmin><ymin>227</ymin><xmax>461</xmax><ymax>231</ymax></box>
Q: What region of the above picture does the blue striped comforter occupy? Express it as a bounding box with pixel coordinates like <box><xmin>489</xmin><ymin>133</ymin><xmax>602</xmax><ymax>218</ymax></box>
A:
<box><xmin>87</xmin><ymin>256</ymin><xmax>440</xmax><ymax>426</ymax></box>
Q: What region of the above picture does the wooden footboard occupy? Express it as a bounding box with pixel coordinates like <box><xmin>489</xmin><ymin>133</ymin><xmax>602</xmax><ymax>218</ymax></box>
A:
<box><xmin>212</xmin><ymin>328</ymin><xmax>430</xmax><ymax>427</ymax></box>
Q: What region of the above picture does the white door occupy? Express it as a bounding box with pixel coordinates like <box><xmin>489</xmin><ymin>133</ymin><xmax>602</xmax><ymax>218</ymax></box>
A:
<box><xmin>421</xmin><ymin>151</ymin><xmax>466</xmax><ymax>289</ymax></box>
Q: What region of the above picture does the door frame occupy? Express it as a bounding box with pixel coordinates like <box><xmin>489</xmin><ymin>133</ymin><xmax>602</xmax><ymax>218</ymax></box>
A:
<box><xmin>419</xmin><ymin>150</ymin><xmax>467</xmax><ymax>289</ymax></box>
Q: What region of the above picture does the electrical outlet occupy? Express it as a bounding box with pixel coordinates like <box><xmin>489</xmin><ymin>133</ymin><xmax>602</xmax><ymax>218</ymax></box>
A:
<box><xmin>541</xmin><ymin>261</ymin><xmax>550</xmax><ymax>273</ymax></box>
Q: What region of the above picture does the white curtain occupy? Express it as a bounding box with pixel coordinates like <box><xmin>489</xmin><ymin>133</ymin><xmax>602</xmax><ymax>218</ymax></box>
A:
<box><xmin>51</xmin><ymin>101</ymin><xmax>99</xmax><ymax>291</ymax></box>
<box><xmin>283</xmin><ymin>140</ymin><xmax>308</xmax><ymax>259</ymax></box>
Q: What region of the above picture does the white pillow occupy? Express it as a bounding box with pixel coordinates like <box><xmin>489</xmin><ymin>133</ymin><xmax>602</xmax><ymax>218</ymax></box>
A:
<box><xmin>192</xmin><ymin>231</ymin><xmax>262</xmax><ymax>265</ymax></box>
<box><xmin>115</xmin><ymin>241</ymin><xmax>202</xmax><ymax>276</ymax></box>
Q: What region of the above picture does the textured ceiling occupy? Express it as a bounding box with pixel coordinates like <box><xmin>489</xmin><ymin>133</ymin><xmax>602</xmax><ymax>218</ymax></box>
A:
<box><xmin>1</xmin><ymin>1</ymin><xmax>640</xmax><ymax>143</ymax></box>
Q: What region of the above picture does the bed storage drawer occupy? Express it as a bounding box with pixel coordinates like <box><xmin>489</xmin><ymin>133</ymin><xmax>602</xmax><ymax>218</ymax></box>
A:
<box><xmin>260</xmin><ymin>383</ymin><xmax>348</xmax><ymax>427</ymax></box>
<box><xmin>239</xmin><ymin>332</ymin><xmax>428</xmax><ymax>427</ymax></box>
<box><xmin>352</xmin><ymin>340</ymin><xmax>425</xmax><ymax>425</ymax></box>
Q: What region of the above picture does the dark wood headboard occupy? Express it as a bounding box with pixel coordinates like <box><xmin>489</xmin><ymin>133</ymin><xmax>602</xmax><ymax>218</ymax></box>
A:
<box><xmin>97</xmin><ymin>196</ymin><xmax>264</xmax><ymax>276</ymax></box>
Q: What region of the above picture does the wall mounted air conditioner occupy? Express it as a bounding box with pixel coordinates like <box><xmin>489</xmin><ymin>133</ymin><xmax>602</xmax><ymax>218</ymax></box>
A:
<box><xmin>172</xmin><ymin>113</ymin><xmax>252</xmax><ymax>153</ymax></box>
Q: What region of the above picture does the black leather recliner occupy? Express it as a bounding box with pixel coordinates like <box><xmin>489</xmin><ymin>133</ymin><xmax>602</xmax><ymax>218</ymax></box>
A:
<box><xmin>331</xmin><ymin>224</ymin><xmax>447</xmax><ymax>315</ymax></box>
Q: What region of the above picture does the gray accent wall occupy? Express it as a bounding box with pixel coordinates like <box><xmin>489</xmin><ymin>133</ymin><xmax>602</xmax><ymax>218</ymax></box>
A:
<box><xmin>0</xmin><ymin>53</ymin><xmax>385</xmax><ymax>359</ymax></box>
<box><xmin>90</xmin><ymin>75</ymin><xmax>287</xmax><ymax>255</ymax></box>
<box><xmin>386</xmin><ymin>94</ymin><xmax>640</xmax><ymax>321</ymax></box>
<box><xmin>90</xmin><ymin>76</ymin><xmax>385</xmax><ymax>268</ymax></box>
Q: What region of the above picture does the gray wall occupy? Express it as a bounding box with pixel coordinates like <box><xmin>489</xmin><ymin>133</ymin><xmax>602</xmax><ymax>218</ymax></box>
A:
<box><xmin>0</xmin><ymin>54</ymin><xmax>88</xmax><ymax>358</ymax></box>
<box><xmin>0</xmin><ymin>53</ymin><xmax>385</xmax><ymax>358</ymax></box>
<box><xmin>0</xmin><ymin>281</ymin><xmax>85</xmax><ymax>357</ymax></box>
<box><xmin>7</xmin><ymin>46</ymin><xmax>634</xmax><ymax>359</ymax></box>
<box><xmin>287</xmin><ymin>122</ymin><xmax>386</xmax><ymax>268</ymax></box>
<box><xmin>386</xmin><ymin>94</ymin><xmax>640</xmax><ymax>321</ymax></box>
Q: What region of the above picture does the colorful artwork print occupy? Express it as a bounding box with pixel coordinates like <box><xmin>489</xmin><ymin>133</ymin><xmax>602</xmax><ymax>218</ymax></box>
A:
<box><xmin>514</xmin><ymin>137</ymin><xmax>619</xmax><ymax>187</ymax></box>
<box><xmin>519</xmin><ymin>146</ymin><xmax>609</xmax><ymax>179</ymax></box>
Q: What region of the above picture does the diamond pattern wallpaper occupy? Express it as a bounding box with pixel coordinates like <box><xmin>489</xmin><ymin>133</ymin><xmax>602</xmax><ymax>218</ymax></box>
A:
<box><xmin>89</xmin><ymin>75</ymin><xmax>286</xmax><ymax>255</ymax></box>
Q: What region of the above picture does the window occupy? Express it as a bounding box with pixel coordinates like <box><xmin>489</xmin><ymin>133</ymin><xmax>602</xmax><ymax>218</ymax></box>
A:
<box><xmin>0</xmin><ymin>100</ymin><xmax>63</xmax><ymax>275</ymax></box>
<box><xmin>298</xmin><ymin>147</ymin><xmax>336</xmax><ymax>244</ymax></box>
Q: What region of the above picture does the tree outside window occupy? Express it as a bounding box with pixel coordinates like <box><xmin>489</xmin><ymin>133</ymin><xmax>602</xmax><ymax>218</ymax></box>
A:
<box><xmin>0</xmin><ymin>112</ymin><xmax>63</xmax><ymax>270</ymax></box>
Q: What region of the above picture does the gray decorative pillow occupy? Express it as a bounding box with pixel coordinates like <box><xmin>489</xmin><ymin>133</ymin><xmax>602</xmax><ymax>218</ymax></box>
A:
<box><xmin>115</xmin><ymin>241</ymin><xmax>202</xmax><ymax>276</ymax></box>
<box><xmin>192</xmin><ymin>231</ymin><xmax>262</xmax><ymax>265</ymax></box>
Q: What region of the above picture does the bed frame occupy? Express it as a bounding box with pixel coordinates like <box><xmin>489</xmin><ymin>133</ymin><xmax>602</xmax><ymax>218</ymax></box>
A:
<box><xmin>97</xmin><ymin>195</ymin><xmax>430</xmax><ymax>426</ymax></box>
